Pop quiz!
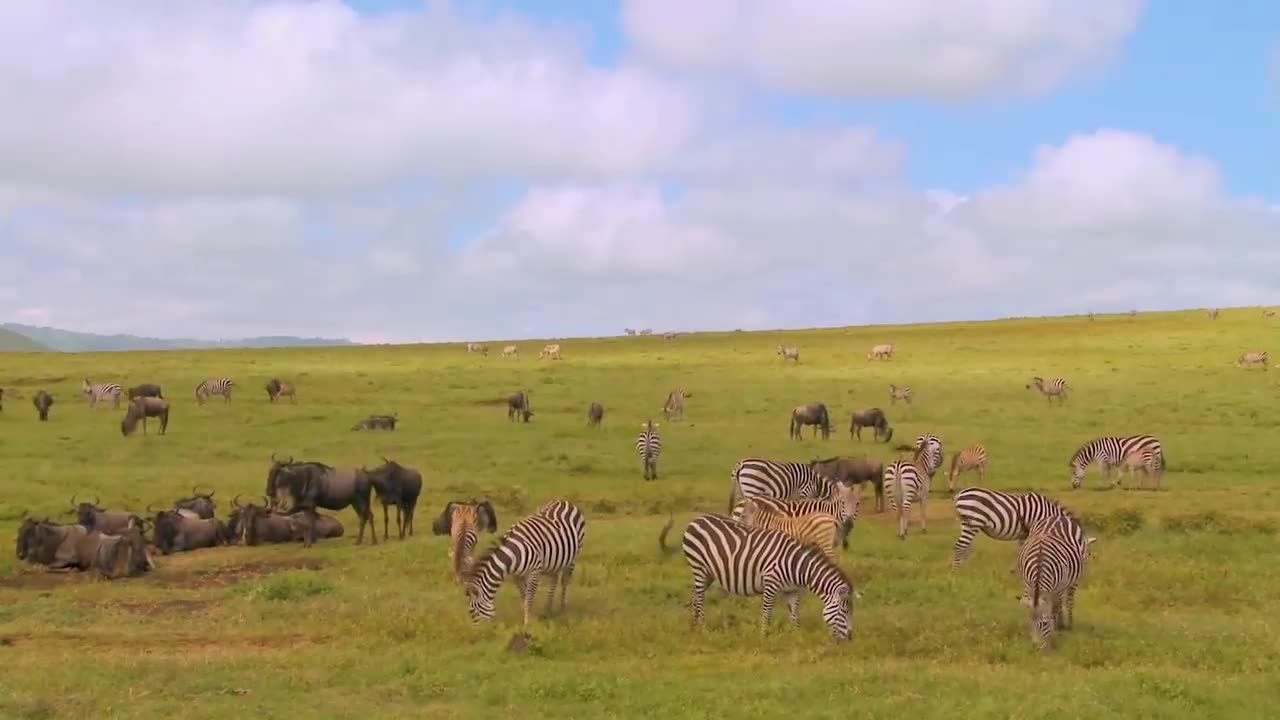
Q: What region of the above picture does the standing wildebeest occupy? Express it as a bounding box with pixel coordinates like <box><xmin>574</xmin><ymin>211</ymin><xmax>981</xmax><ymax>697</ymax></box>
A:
<box><xmin>364</xmin><ymin>457</ymin><xmax>423</xmax><ymax>540</ymax></box>
<box><xmin>539</xmin><ymin>343</ymin><xmax>562</xmax><ymax>360</ymax></box>
<box><xmin>71</xmin><ymin>495</ymin><xmax>143</xmax><ymax>535</ymax></box>
<box><xmin>267</xmin><ymin>456</ymin><xmax>377</xmax><ymax>547</ymax></box>
<box><xmin>121</xmin><ymin>396</ymin><xmax>170</xmax><ymax>436</ymax></box>
<box><xmin>789</xmin><ymin>402</ymin><xmax>831</xmax><ymax>440</ymax></box>
<box><xmin>811</xmin><ymin>456</ymin><xmax>886</xmax><ymax>514</ymax></box>
<box><xmin>776</xmin><ymin>345</ymin><xmax>800</xmax><ymax>363</ymax></box>
<box><xmin>266</xmin><ymin>378</ymin><xmax>297</xmax><ymax>403</ymax></box>
<box><xmin>848</xmin><ymin>408</ymin><xmax>893</xmax><ymax>443</ymax></box>
<box><xmin>662</xmin><ymin>388</ymin><xmax>691</xmax><ymax>421</ymax></box>
<box><xmin>352</xmin><ymin>413</ymin><xmax>397</xmax><ymax>430</ymax></box>
<box><xmin>502</xmin><ymin>345</ymin><xmax>519</xmax><ymax>358</ymax></box>
<box><xmin>866</xmin><ymin>343</ymin><xmax>895</xmax><ymax>361</ymax></box>
<box><xmin>432</xmin><ymin>500</ymin><xmax>499</xmax><ymax>582</ymax></box>
<box><xmin>150</xmin><ymin>508</ymin><xmax>226</xmax><ymax>554</ymax></box>
<box><xmin>127</xmin><ymin>383</ymin><xmax>163</xmax><ymax>400</ymax></box>
<box><xmin>466</xmin><ymin>342</ymin><xmax>489</xmax><ymax>356</ymax></box>
<box><xmin>587</xmin><ymin>401</ymin><xmax>604</xmax><ymax>427</ymax></box>
<box><xmin>32</xmin><ymin>390</ymin><xmax>53</xmax><ymax>421</ymax></box>
<box><xmin>507</xmin><ymin>390</ymin><xmax>533</xmax><ymax>423</ymax></box>
<box><xmin>83</xmin><ymin>379</ymin><xmax>123</xmax><ymax>408</ymax></box>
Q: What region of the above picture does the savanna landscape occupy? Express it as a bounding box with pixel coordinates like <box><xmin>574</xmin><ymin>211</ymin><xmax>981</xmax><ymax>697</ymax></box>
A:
<box><xmin>1</xmin><ymin>308</ymin><xmax>1278</xmax><ymax>719</ymax></box>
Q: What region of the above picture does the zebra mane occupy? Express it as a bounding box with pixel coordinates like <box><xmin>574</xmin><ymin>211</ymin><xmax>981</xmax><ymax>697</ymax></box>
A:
<box><xmin>464</xmin><ymin>533</ymin><xmax>510</xmax><ymax>582</ymax></box>
<box><xmin>795</xmin><ymin>540</ymin><xmax>853</xmax><ymax>589</ymax></box>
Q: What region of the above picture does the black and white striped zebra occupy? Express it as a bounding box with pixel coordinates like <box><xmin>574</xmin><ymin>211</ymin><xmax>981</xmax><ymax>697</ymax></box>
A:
<box><xmin>884</xmin><ymin>460</ymin><xmax>929</xmax><ymax>539</ymax></box>
<box><xmin>1069</xmin><ymin>435</ymin><xmax>1164</xmax><ymax>489</ymax></box>
<box><xmin>950</xmin><ymin>488</ymin><xmax>1073</xmax><ymax>571</ymax></box>
<box><xmin>1026</xmin><ymin>376</ymin><xmax>1069</xmax><ymax>403</ymax></box>
<box><xmin>463</xmin><ymin>500</ymin><xmax>585</xmax><ymax>627</ymax></box>
<box><xmin>636</xmin><ymin>419</ymin><xmax>662</xmax><ymax>481</ymax></box>
<box><xmin>661</xmin><ymin>513</ymin><xmax>853</xmax><ymax>641</ymax></box>
<box><xmin>1018</xmin><ymin>513</ymin><xmax>1096</xmax><ymax>650</ymax></box>
<box><xmin>194</xmin><ymin>377</ymin><xmax>234</xmax><ymax>405</ymax></box>
<box><xmin>727</xmin><ymin>458</ymin><xmax>835</xmax><ymax>513</ymax></box>
<box><xmin>729</xmin><ymin>480</ymin><xmax>863</xmax><ymax>550</ymax></box>
<box><xmin>1236</xmin><ymin>351</ymin><xmax>1268</xmax><ymax>370</ymax></box>
<box><xmin>888</xmin><ymin>384</ymin><xmax>911</xmax><ymax>405</ymax></box>
<box><xmin>82</xmin><ymin>379</ymin><xmax>123</xmax><ymax>409</ymax></box>
<box><xmin>912</xmin><ymin>434</ymin><xmax>943</xmax><ymax>479</ymax></box>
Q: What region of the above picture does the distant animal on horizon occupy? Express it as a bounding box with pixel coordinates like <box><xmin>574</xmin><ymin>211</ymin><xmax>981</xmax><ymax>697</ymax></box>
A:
<box><xmin>866</xmin><ymin>343</ymin><xmax>895</xmax><ymax>361</ymax></box>
<box><xmin>776</xmin><ymin>345</ymin><xmax>800</xmax><ymax>363</ymax></box>
<box><xmin>466</xmin><ymin>342</ymin><xmax>488</xmax><ymax>356</ymax></box>
<box><xmin>539</xmin><ymin>343</ymin><xmax>562</xmax><ymax>360</ymax></box>
<box><xmin>587</xmin><ymin>402</ymin><xmax>604</xmax><ymax>427</ymax></box>
<box><xmin>502</xmin><ymin>345</ymin><xmax>518</xmax><ymax>358</ymax></box>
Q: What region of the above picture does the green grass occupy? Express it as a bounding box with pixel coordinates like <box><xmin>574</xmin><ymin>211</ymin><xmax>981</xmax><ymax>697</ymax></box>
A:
<box><xmin>1</xmin><ymin>308</ymin><xmax>1278</xmax><ymax>719</ymax></box>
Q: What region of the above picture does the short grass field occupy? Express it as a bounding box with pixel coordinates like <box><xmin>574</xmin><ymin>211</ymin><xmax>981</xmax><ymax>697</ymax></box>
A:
<box><xmin>1</xmin><ymin>308</ymin><xmax>1278</xmax><ymax>719</ymax></box>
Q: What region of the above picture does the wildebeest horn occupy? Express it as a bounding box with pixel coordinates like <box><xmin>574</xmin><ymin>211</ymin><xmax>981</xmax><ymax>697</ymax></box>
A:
<box><xmin>193</xmin><ymin>484</ymin><xmax>215</xmax><ymax>498</ymax></box>
<box><xmin>93</xmin><ymin>495</ymin><xmax>100</xmax><ymax>507</ymax></box>
<box><xmin>146</xmin><ymin>502</ymin><xmax>156</xmax><ymax>514</ymax></box>
<box><xmin>232</xmin><ymin>494</ymin><xmax>244</xmax><ymax>509</ymax></box>
<box><xmin>70</xmin><ymin>493</ymin><xmax>78</xmax><ymax>509</ymax></box>
<box><xmin>260</xmin><ymin>495</ymin><xmax>270</xmax><ymax>508</ymax></box>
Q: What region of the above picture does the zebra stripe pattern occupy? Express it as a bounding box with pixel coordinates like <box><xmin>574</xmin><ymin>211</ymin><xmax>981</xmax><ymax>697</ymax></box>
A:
<box><xmin>662</xmin><ymin>388</ymin><xmax>690</xmax><ymax>420</ymax></box>
<box><xmin>463</xmin><ymin>500</ymin><xmax>585</xmax><ymax>627</ymax></box>
<box><xmin>194</xmin><ymin>378</ymin><xmax>234</xmax><ymax>405</ymax></box>
<box><xmin>913</xmin><ymin>434</ymin><xmax>944</xmax><ymax>479</ymax></box>
<box><xmin>1069</xmin><ymin>435</ymin><xmax>1164</xmax><ymax>489</ymax></box>
<box><xmin>636</xmin><ymin>420</ymin><xmax>662</xmax><ymax>481</ymax></box>
<box><xmin>1236</xmin><ymin>351</ymin><xmax>1268</xmax><ymax>370</ymax></box>
<box><xmin>884</xmin><ymin>460</ymin><xmax>929</xmax><ymax>538</ymax></box>
<box><xmin>729</xmin><ymin>481</ymin><xmax>862</xmax><ymax>550</ymax></box>
<box><xmin>1018</xmin><ymin>513</ymin><xmax>1095</xmax><ymax>650</ymax></box>
<box><xmin>728</xmin><ymin>458</ymin><xmax>835</xmax><ymax>513</ymax></box>
<box><xmin>950</xmin><ymin>487</ymin><xmax>1071</xmax><ymax>570</ymax></box>
<box><xmin>888</xmin><ymin>384</ymin><xmax>912</xmax><ymax>405</ymax></box>
<box><xmin>737</xmin><ymin>498</ymin><xmax>840</xmax><ymax>560</ymax></box>
<box><xmin>677</xmin><ymin>514</ymin><xmax>853</xmax><ymax>641</ymax></box>
<box><xmin>946</xmin><ymin>445</ymin><xmax>988</xmax><ymax>492</ymax></box>
<box><xmin>82</xmin><ymin>379</ymin><xmax>122</xmax><ymax>409</ymax></box>
<box><xmin>1027</xmin><ymin>376</ymin><xmax>1069</xmax><ymax>403</ymax></box>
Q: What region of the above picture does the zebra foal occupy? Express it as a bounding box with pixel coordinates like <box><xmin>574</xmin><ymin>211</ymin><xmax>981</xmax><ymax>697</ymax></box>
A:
<box><xmin>1017</xmin><ymin>513</ymin><xmax>1096</xmax><ymax>650</ymax></box>
<box><xmin>1236</xmin><ymin>351</ymin><xmax>1268</xmax><ymax>370</ymax></box>
<box><xmin>636</xmin><ymin>419</ymin><xmax>662</xmax><ymax>480</ymax></box>
<box><xmin>729</xmin><ymin>480</ymin><xmax>862</xmax><ymax>550</ymax></box>
<box><xmin>950</xmin><ymin>487</ymin><xmax>1071</xmax><ymax>570</ymax></box>
<box><xmin>1069</xmin><ymin>435</ymin><xmax>1164</xmax><ymax>490</ymax></box>
<box><xmin>431</xmin><ymin>500</ymin><xmax>498</xmax><ymax>583</ymax></box>
<box><xmin>736</xmin><ymin>498</ymin><xmax>840</xmax><ymax>561</ymax></box>
<box><xmin>946</xmin><ymin>445</ymin><xmax>987</xmax><ymax>492</ymax></box>
<box><xmin>1026</xmin><ymin>377</ymin><xmax>1069</xmax><ymax>403</ymax></box>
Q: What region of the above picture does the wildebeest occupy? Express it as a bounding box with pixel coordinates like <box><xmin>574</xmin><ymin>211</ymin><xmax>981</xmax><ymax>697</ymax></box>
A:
<box><xmin>121</xmin><ymin>396</ymin><xmax>170</xmax><ymax>436</ymax></box>
<box><xmin>16</xmin><ymin>519</ymin><xmax>85</xmax><ymax>565</ymax></box>
<box><xmin>231</xmin><ymin>495</ymin><xmax>295</xmax><ymax>545</ymax></box>
<box><xmin>150</xmin><ymin>508</ymin><xmax>226</xmax><ymax>554</ymax></box>
<box><xmin>352</xmin><ymin>413</ymin><xmax>397</xmax><ymax>431</ymax></box>
<box><xmin>127</xmin><ymin>383</ymin><xmax>164</xmax><ymax>400</ymax></box>
<box><xmin>538</xmin><ymin>343</ymin><xmax>562</xmax><ymax>360</ymax></box>
<box><xmin>49</xmin><ymin>527</ymin><xmax>154</xmax><ymax>579</ymax></box>
<box><xmin>267</xmin><ymin>455</ymin><xmax>377</xmax><ymax>547</ymax></box>
<box><xmin>811</xmin><ymin>456</ymin><xmax>886</xmax><ymax>514</ymax></box>
<box><xmin>848</xmin><ymin>408</ymin><xmax>893</xmax><ymax>443</ymax></box>
<box><xmin>662</xmin><ymin>389</ymin><xmax>691</xmax><ymax>421</ymax></box>
<box><xmin>364</xmin><ymin>457</ymin><xmax>423</xmax><ymax>540</ymax></box>
<box><xmin>266</xmin><ymin>378</ymin><xmax>297</xmax><ymax>403</ymax></box>
<box><xmin>32</xmin><ymin>390</ymin><xmax>53</xmax><ymax>421</ymax></box>
<box><xmin>789</xmin><ymin>402</ymin><xmax>831</xmax><ymax>440</ymax></box>
<box><xmin>171</xmin><ymin>486</ymin><xmax>217</xmax><ymax>519</ymax></box>
<box><xmin>587</xmin><ymin>401</ymin><xmax>604</xmax><ymax>427</ymax></box>
<box><xmin>431</xmin><ymin>500</ymin><xmax>499</xmax><ymax>582</ymax></box>
<box><xmin>71</xmin><ymin>495</ymin><xmax>144</xmax><ymax>535</ymax></box>
<box><xmin>507</xmin><ymin>390</ymin><xmax>533</xmax><ymax>423</ymax></box>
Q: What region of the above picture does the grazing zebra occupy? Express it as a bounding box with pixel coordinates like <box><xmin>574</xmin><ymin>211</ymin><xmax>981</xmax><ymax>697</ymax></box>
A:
<box><xmin>431</xmin><ymin>500</ymin><xmax>498</xmax><ymax>583</ymax></box>
<box><xmin>888</xmin><ymin>384</ymin><xmax>911</xmax><ymax>405</ymax></box>
<box><xmin>194</xmin><ymin>378</ymin><xmax>234</xmax><ymax>405</ymax></box>
<box><xmin>82</xmin><ymin>379</ymin><xmax>123</xmax><ymax>409</ymax></box>
<box><xmin>1069</xmin><ymin>435</ymin><xmax>1165</xmax><ymax>489</ymax></box>
<box><xmin>730</xmin><ymin>480</ymin><xmax>862</xmax><ymax>550</ymax></box>
<box><xmin>1236</xmin><ymin>351</ymin><xmax>1268</xmax><ymax>370</ymax></box>
<box><xmin>463</xmin><ymin>500</ymin><xmax>585</xmax><ymax>627</ymax></box>
<box><xmin>776</xmin><ymin>345</ymin><xmax>800</xmax><ymax>363</ymax></box>
<box><xmin>624</xmin><ymin>328</ymin><xmax>636</xmax><ymax>336</ymax></box>
<box><xmin>737</xmin><ymin>498</ymin><xmax>839</xmax><ymax>560</ymax></box>
<box><xmin>912</xmin><ymin>434</ymin><xmax>944</xmax><ymax>479</ymax></box>
<box><xmin>946</xmin><ymin>445</ymin><xmax>987</xmax><ymax>492</ymax></box>
<box><xmin>660</xmin><ymin>514</ymin><xmax>853</xmax><ymax>641</ymax></box>
<box><xmin>639</xmin><ymin>328</ymin><xmax>653</xmax><ymax>336</ymax></box>
<box><xmin>1117</xmin><ymin>448</ymin><xmax>1164</xmax><ymax>490</ymax></box>
<box><xmin>636</xmin><ymin>419</ymin><xmax>662</xmax><ymax>481</ymax></box>
<box><xmin>1018</xmin><ymin>513</ymin><xmax>1096</xmax><ymax>650</ymax></box>
<box><xmin>501</xmin><ymin>345</ymin><xmax>519</xmax><ymax>358</ymax></box>
<box><xmin>866</xmin><ymin>343</ymin><xmax>895</xmax><ymax>360</ymax></box>
<box><xmin>466</xmin><ymin>342</ymin><xmax>488</xmax><ymax>356</ymax></box>
<box><xmin>884</xmin><ymin>460</ymin><xmax>929</xmax><ymax>539</ymax></box>
<box><xmin>950</xmin><ymin>487</ymin><xmax>1072</xmax><ymax>571</ymax></box>
<box><xmin>1027</xmin><ymin>376</ymin><xmax>1069</xmax><ymax>403</ymax></box>
<box><xmin>662</xmin><ymin>388</ymin><xmax>691</xmax><ymax>421</ymax></box>
<box><xmin>538</xmin><ymin>343</ymin><xmax>562</xmax><ymax>360</ymax></box>
<box><xmin>728</xmin><ymin>458</ymin><xmax>835</xmax><ymax>513</ymax></box>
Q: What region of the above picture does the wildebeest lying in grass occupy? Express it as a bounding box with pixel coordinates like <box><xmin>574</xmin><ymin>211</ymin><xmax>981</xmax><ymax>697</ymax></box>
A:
<box><xmin>849</xmin><ymin>408</ymin><xmax>893</xmax><ymax>443</ymax></box>
<box><xmin>16</xmin><ymin>519</ymin><xmax>83</xmax><ymax>565</ymax></box>
<box><xmin>230</xmin><ymin>495</ymin><xmax>344</xmax><ymax>545</ymax></box>
<box><xmin>47</xmin><ymin>526</ymin><xmax>155</xmax><ymax>579</ymax></box>
<box><xmin>352</xmin><ymin>414</ymin><xmax>397</xmax><ymax>431</ymax></box>
<box><xmin>364</xmin><ymin>457</ymin><xmax>423</xmax><ymax>540</ymax></box>
<box><xmin>507</xmin><ymin>390</ymin><xmax>533</xmax><ymax>423</ymax></box>
<box><xmin>121</xmin><ymin>396</ymin><xmax>169</xmax><ymax>436</ymax></box>
<box><xmin>127</xmin><ymin>383</ymin><xmax>163</xmax><ymax>400</ymax></box>
<box><xmin>266</xmin><ymin>454</ymin><xmax>377</xmax><ymax>547</ymax></box>
<box><xmin>789</xmin><ymin>402</ymin><xmax>831</xmax><ymax>440</ymax></box>
<box><xmin>72</xmin><ymin>495</ymin><xmax>144</xmax><ymax>535</ymax></box>
<box><xmin>32</xmin><ymin>390</ymin><xmax>53</xmax><ymax>421</ymax></box>
<box><xmin>150</xmin><ymin>508</ymin><xmax>227</xmax><ymax>554</ymax></box>
<box><xmin>811</xmin><ymin>456</ymin><xmax>886</xmax><ymax>515</ymax></box>
<box><xmin>169</xmin><ymin>486</ymin><xmax>217</xmax><ymax>519</ymax></box>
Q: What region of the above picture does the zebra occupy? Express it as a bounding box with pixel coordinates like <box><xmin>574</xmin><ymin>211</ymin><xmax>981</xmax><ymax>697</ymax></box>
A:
<box><xmin>82</xmin><ymin>379</ymin><xmax>123</xmax><ymax>409</ymax></box>
<box><xmin>639</xmin><ymin>328</ymin><xmax>653</xmax><ymax>336</ymax></box>
<box><xmin>501</xmin><ymin>345</ymin><xmax>519</xmax><ymax>358</ymax></box>
<box><xmin>776</xmin><ymin>345</ymin><xmax>800</xmax><ymax>363</ymax></box>
<box><xmin>1069</xmin><ymin>435</ymin><xmax>1164</xmax><ymax>489</ymax></box>
<box><xmin>950</xmin><ymin>487</ymin><xmax>1072</xmax><ymax>571</ymax></box>
<box><xmin>866</xmin><ymin>343</ymin><xmax>895</xmax><ymax>360</ymax></box>
<box><xmin>1117</xmin><ymin>447</ymin><xmax>1164</xmax><ymax>490</ymax></box>
<box><xmin>888</xmin><ymin>384</ymin><xmax>911</xmax><ymax>405</ymax></box>
<box><xmin>1026</xmin><ymin>376</ymin><xmax>1069</xmax><ymax>403</ymax></box>
<box><xmin>663</xmin><ymin>331</ymin><xmax>678</xmax><ymax>340</ymax></box>
<box><xmin>660</xmin><ymin>513</ymin><xmax>853</xmax><ymax>641</ymax></box>
<box><xmin>624</xmin><ymin>328</ymin><xmax>636</xmax><ymax>336</ymax></box>
<box><xmin>1208</xmin><ymin>308</ymin><xmax>1219</xmax><ymax>320</ymax></box>
<box><xmin>194</xmin><ymin>378</ymin><xmax>234</xmax><ymax>405</ymax></box>
<box><xmin>462</xmin><ymin>500</ymin><xmax>585</xmax><ymax>627</ymax></box>
<box><xmin>736</xmin><ymin>498</ymin><xmax>840</xmax><ymax>560</ymax></box>
<box><xmin>912</xmin><ymin>434</ymin><xmax>944</xmax><ymax>479</ymax></box>
<box><xmin>1236</xmin><ymin>351</ymin><xmax>1268</xmax><ymax>370</ymax></box>
<box><xmin>466</xmin><ymin>342</ymin><xmax>488</xmax><ymax>356</ymax></box>
<box><xmin>729</xmin><ymin>479</ymin><xmax>862</xmax><ymax>550</ymax></box>
<box><xmin>636</xmin><ymin>419</ymin><xmax>662</xmax><ymax>481</ymax></box>
<box><xmin>431</xmin><ymin>500</ymin><xmax>498</xmax><ymax>583</ymax></box>
<box><xmin>1017</xmin><ymin>513</ymin><xmax>1096</xmax><ymax>650</ymax></box>
<box><xmin>662</xmin><ymin>388</ymin><xmax>691</xmax><ymax>421</ymax></box>
<box><xmin>538</xmin><ymin>343</ymin><xmax>562</xmax><ymax>360</ymax></box>
<box><xmin>727</xmin><ymin>458</ymin><xmax>835</xmax><ymax>513</ymax></box>
<box><xmin>884</xmin><ymin>459</ymin><xmax>929</xmax><ymax>539</ymax></box>
<box><xmin>946</xmin><ymin>445</ymin><xmax>988</xmax><ymax>492</ymax></box>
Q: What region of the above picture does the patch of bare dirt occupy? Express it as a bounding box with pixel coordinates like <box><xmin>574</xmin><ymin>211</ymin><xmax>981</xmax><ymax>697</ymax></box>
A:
<box><xmin>155</xmin><ymin>557</ymin><xmax>326</xmax><ymax>589</ymax></box>
<box><xmin>76</xmin><ymin>598</ymin><xmax>214</xmax><ymax>616</ymax></box>
<box><xmin>0</xmin><ymin>570</ymin><xmax>90</xmax><ymax>590</ymax></box>
<box><xmin>0</xmin><ymin>629</ymin><xmax>328</xmax><ymax>655</ymax></box>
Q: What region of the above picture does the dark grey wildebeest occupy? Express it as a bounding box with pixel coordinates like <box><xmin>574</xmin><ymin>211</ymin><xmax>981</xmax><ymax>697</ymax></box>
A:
<box><xmin>127</xmin><ymin>383</ymin><xmax>164</xmax><ymax>400</ymax></box>
<box><xmin>789</xmin><ymin>402</ymin><xmax>832</xmax><ymax>440</ymax></box>
<box><xmin>16</xmin><ymin>519</ymin><xmax>86</xmax><ymax>565</ymax></box>
<box><xmin>71</xmin><ymin>495</ymin><xmax>144</xmax><ymax>535</ymax></box>
<box><xmin>170</xmin><ymin>486</ymin><xmax>217</xmax><ymax>519</ymax></box>
<box><xmin>49</xmin><ymin>527</ymin><xmax>155</xmax><ymax>579</ymax></box>
<box><xmin>811</xmin><ymin>456</ymin><xmax>886</xmax><ymax>514</ymax></box>
<box><xmin>121</xmin><ymin>396</ymin><xmax>170</xmax><ymax>436</ymax></box>
<box><xmin>849</xmin><ymin>408</ymin><xmax>893</xmax><ymax>443</ymax></box>
<box><xmin>352</xmin><ymin>414</ymin><xmax>397</xmax><ymax>431</ymax></box>
<box><xmin>507</xmin><ymin>390</ymin><xmax>533</xmax><ymax>423</ymax></box>
<box><xmin>32</xmin><ymin>390</ymin><xmax>53</xmax><ymax>421</ymax></box>
<box><xmin>150</xmin><ymin>508</ymin><xmax>226</xmax><ymax>554</ymax></box>
<box><xmin>364</xmin><ymin>457</ymin><xmax>423</xmax><ymax>541</ymax></box>
<box><xmin>587</xmin><ymin>401</ymin><xmax>605</xmax><ymax>427</ymax></box>
<box><xmin>231</xmin><ymin>495</ymin><xmax>296</xmax><ymax>546</ymax></box>
<box><xmin>266</xmin><ymin>455</ymin><xmax>377</xmax><ymax>547</ymax></box>
<box><xmin>266</xmin><ymin>378</ymin><xmax>297</xmax><ymax>404</ymax></box>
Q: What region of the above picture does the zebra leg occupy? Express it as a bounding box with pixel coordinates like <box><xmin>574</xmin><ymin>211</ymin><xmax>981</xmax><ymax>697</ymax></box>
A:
<box><xmin>689</xmin><ymin>575</ymin><xmax>710</xmax><ymax>628</ymax></box>
<box><xmin>1009</xmin><ymin>539</ymin><xmax>1024</xmax><ymax>574</ymax></box>
<box><xmin>559</xmin><ymin>564</ymin><xmax>573</xmax><ymax>613</ymax></box>
<box><xmin>542</xmin><ymin>572</ymin><xmax>559</xmax><ymax>617</ymax></box>
<box><xmin>951</xmin><ymin>525</ymin><xmax>980</xmax><ymax>570</ymax></box>
<box><xmin>918</xmin><ymin>492</ymin><xmax>928</xmax><ymax>534</ymax></box>
<box><xmin>784</xmin><ymin>591</ymin><xmax>801</xmax><ymax>628</ymax></box>
<box><xmin>1064</xmin><ymin>586</ymin><xmax>1077</xmax><ymax>630</ymax></box>
<box><xmin>521</xmin><ymin>573</ymin><xmax>541</xmax><ymax>628</ymax></box>
<box><xmin>1052</xmin><ymin>593</ymin><xmax>1067</xmax><ymax>631</ymax></box>
<box><xmin>759</xmin><ymin>581</ymin><xmax>781</xmax><ymax>633</ymax></box>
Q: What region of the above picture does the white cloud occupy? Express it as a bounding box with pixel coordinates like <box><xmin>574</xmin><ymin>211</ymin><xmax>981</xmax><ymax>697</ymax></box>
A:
<box><xmin>621</xmin><ymin>0</ymin><xmax>1144</xmax><ymax>99</ymax></box>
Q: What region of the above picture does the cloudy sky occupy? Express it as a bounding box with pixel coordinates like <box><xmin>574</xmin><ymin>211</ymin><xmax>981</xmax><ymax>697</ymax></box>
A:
<box><xmin>0</xmin><ymin>1</ymin><xmax>1276</xmax><ymax>343</ymax></box>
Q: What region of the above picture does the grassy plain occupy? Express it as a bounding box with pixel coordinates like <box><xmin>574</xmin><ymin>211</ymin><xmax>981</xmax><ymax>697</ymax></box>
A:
<box><xmin>1</xmin><ymin>309</ymin><xmax>1278</xmax><ymax>719</ymax></box>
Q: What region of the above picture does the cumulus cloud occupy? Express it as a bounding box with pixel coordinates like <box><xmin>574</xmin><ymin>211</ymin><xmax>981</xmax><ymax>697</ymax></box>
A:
<box><xmin>621</xmin><ymin>0</ymin><xmax>1145</xmax><ymax>99</ymax></box>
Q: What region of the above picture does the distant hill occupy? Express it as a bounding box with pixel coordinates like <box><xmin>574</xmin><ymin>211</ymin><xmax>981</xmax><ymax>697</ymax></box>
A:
<box><xmin>1</xmin><ymin>323</ymin><xmax>354</xmax><ymax>352</ymax></box>
<box><xmin>0</xmin><ymin>326</ymin><xmax>50</xmax><ymax>352</ymax></box>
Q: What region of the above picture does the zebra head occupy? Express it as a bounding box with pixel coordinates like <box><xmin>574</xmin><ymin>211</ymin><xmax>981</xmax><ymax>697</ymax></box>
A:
<box><xmin>1068</xmin><ymin>458</ymin><xmax>1088</xmax><ymax>489</ymax></box>
<box><xmin>822</xmin><ymin>584</ymin><xmax>853</xmax><ymax>642</ymax></box>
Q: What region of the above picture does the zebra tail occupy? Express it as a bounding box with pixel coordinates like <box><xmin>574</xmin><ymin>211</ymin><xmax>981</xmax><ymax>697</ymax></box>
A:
<box><xmin>657</xmin><ymin>514</ymin><xmax>677</xmax><ymax>556</ymax></box>
<box><xmin>893</xmin><ymin>469</ymin><xmax>904</xmax><ymax>525</ymax></box>
<box><xmin>1031</xmin><ymin>558</ymin><xmax>1043</xmax><ymax>610</ymax></box>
